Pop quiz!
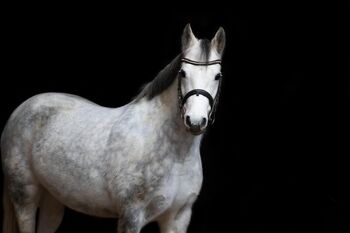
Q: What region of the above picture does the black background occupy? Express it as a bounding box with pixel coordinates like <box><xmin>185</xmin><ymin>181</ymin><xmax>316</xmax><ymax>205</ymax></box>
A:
<box><xmin>1</xmin><ymin>2</ymin><xmax>349</xmax><ymax>233</ymax></box>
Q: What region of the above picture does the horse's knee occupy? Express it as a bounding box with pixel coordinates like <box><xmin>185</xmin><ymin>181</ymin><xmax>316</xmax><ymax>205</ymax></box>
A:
<box><xmin>7</xmin><ymin>178</ymin><xmax>41</xmax><ymax>205</ymax></box>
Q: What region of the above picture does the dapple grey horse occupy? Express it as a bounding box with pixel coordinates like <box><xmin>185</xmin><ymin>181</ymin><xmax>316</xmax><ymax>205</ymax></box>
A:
<box><xmin>1</xmin><ymin>24</ymin><xmax>225</xmax><ymax>233</ymax></box>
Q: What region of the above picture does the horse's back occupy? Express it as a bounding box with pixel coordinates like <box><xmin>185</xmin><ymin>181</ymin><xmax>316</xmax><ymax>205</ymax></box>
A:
<box><xmin>2</xmin><ymin>92</ymin><xmax>98</xmax><ymax>147</ymax></box>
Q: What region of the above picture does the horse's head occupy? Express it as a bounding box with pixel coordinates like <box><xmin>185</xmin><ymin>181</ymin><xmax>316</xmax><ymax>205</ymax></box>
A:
<box><xmin>178</xmin><ymin>24</ymin><xmax>226</xmax><ymax>135</ymax></box>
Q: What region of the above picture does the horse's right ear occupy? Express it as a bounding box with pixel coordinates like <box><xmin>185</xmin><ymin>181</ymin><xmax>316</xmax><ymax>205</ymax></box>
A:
<box><xmin>211</xmin><ymin>27</ymin><xmax>226</xmax><ymax>56</ymax></box>
<box><xmin>182</xmin><ymin>24</ymin><xmax>198</xmax><ymax>51</ymax></box>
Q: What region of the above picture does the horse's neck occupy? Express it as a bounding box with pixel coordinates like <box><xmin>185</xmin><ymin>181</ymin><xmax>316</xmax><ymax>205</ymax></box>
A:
<box><xmin>133</xmin><ymin>78</ymin><xmax>202</xmax><ymax>157</ymax></box>
<box><xmin>157</xmin><ymin>85</ymin><xmax>202</xmax><ymax>161</ymax></box>
<box><xmin>156</xmin><ymin>78</ymin><xmax>182</xmax><ymax>123</ymax></box>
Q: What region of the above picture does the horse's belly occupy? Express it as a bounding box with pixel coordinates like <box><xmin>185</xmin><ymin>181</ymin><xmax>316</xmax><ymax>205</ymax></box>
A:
<box><xmin>46</xmin><ymin>181</ymin><xmax>117</xmax><ymax>218</ymax></box>
<box><xmin>32</xmin><ymin>155</ymin><xmax>117</xmax><ymax>217</ymax></box>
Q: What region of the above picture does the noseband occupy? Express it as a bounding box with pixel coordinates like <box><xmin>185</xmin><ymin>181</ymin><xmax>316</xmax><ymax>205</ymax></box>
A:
<box><xmin>178</xmin><ymin>58</ymin><xmax>223</xmax><ymax>125</ymax></box>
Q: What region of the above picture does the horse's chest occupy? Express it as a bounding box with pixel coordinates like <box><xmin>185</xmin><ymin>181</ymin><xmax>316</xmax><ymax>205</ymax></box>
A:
<box><xmin>171</xmin><ymin>162</ymin><xmax>203</xmax><ymax>207</ymax></box>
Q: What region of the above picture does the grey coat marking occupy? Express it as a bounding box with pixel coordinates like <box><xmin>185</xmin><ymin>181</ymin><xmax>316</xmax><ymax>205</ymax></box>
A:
<box><xmin>1</xmin><ymin>24</ymin><xmax>226</xmax><ymax>233</ymax></box>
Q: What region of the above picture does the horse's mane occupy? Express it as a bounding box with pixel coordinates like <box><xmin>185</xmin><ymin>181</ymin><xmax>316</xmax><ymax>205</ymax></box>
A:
<box><xmin>135</xmin><ymin>39</ymin><xmax>211</xmax><ymax>101</ymax></box>
<box><xmin>135</xmin><ymin>54</ymin><xmax>182</xmax><ymax>101</ymax></box>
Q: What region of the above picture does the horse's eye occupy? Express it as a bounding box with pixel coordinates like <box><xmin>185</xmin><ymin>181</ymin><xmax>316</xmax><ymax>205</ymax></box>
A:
<box><xmin>179</xmin><ymin>69</ymin><xmax>186</xmax><ymax>78</ymax></box>
<box><xmin>215</xmin><ymin>73</ymin><xmax>222</xmax><ymax>80</ymax></box>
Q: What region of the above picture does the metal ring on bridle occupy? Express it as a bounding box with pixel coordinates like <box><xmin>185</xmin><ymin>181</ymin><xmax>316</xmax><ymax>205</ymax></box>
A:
<box><xmin>178</xmin><ymin>57</ymin><xmax>222</xmax><ymax>125</ymax></box>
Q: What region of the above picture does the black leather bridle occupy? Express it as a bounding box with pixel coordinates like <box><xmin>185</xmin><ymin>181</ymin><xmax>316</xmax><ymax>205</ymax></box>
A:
<box><xmin>178</xmin><ymin>57</ymin><xmax>223</xmax><ymax>125</ymax></box>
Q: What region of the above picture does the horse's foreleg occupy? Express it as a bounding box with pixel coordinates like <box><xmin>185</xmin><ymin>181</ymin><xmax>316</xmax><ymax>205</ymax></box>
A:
<box><xmin>12</xmin><ymin>202</ymin><xmax>37</xmax><ymax>233</ymax></box>
<box><xmin>158</xmin><ymin>206</ymin><xmax>192</xmax><ymax>233</ymax></box>
<box><xmin>37</xmin><ymin>191</ymin><xmax>65</xmax><ymax>233</ymax></box>
<box><xmin>10</xmin><ymin>183</ymin><xmax>40</xmax><ymax>233</ymax></box>
<box><xmin>116</xmin><ymin>209</ymin><xmax>144</xmax><ymax>233</ymax></box>
<box><xmin>117</xmin><ymin>220</ymin><xmax>141</xmax><ymax>233</ymax></box>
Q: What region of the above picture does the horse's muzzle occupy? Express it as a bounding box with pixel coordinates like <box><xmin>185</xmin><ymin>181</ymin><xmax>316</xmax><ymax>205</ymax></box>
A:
<box><xmin>185</xmin><ymin>116</ymin><xmax>207</xmax><ymax>135</ymax></box>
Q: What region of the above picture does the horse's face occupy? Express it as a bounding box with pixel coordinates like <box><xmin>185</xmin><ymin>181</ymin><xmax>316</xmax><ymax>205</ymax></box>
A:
<box><xmin>180</xmin><ymin>24</ymin><xmax>226</xmax><ymax>135</ymax></box>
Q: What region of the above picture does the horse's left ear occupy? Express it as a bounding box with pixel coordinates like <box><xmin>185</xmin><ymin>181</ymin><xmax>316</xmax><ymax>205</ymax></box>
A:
<box><xmin>211</xmin><ymin>27</ymin><xmax>226</xmax><ymax>55</ymax></box>
<box><xmin>182</xmin><ymin>24</ymin><xmax>198</xmax><ymax>51</ymax></box>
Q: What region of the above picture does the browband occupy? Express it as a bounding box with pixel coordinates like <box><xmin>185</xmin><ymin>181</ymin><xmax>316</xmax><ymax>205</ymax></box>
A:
<box><xmin>181</xmin><ymin>58</ymin><xmax>221</xmax><ymax>66</ymax></box>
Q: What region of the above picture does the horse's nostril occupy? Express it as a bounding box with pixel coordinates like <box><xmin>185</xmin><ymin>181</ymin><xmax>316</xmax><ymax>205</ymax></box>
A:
<box><xmin>186</xmin><ymin>115</ymin><xmax>191</xmax><ymax>126</ymax></box>
<box><xmin>201</xmin><ymin>118</ymin><xmax>207</xmax><ymax>127</ymax></box>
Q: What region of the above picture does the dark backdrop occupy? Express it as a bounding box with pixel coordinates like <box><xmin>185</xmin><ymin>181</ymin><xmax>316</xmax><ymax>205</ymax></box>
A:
<box><xmin>1</xmin><ymin>2</ymin><xmax>349</xmax><ymax>233</ymax></box>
